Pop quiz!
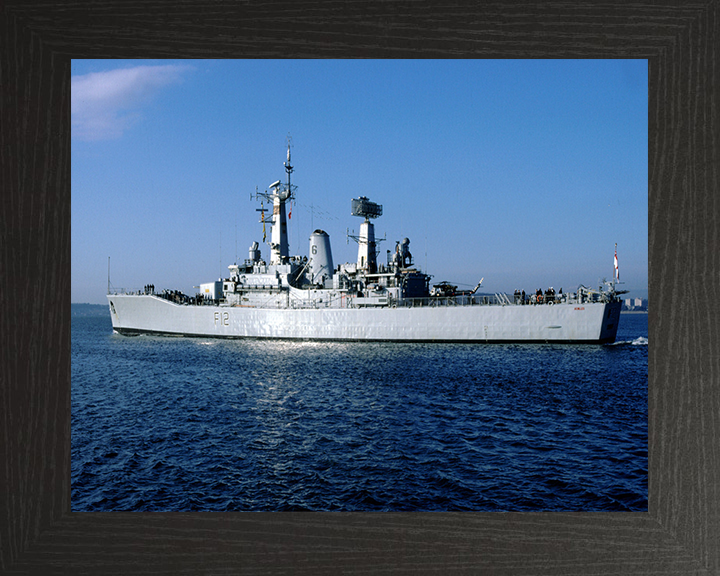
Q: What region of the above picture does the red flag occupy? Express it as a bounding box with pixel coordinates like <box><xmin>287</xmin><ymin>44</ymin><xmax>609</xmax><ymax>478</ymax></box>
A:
<box><xmin>288</xmin><ymin>201</ymin><xmax>292</xmax><ymax>220</ymax></box>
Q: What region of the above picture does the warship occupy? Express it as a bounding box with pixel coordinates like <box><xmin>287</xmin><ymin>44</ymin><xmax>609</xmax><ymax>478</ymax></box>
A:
<box><xmin>108</xmin><ymin>145</ymin><xmax>623</xmax><ymax>343</ymax></box>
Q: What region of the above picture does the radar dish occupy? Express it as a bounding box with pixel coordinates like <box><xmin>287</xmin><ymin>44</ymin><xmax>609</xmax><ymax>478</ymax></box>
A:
<box><xmin>351</xmin><ymin>196</ymin><xmax>383</xmax><ymax>219</ymax></box>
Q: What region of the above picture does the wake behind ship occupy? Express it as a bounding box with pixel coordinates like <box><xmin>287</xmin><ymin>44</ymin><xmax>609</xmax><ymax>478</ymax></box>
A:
<box><xmin>108</xmin><ymin>145</ymin><xmax>623</xmax><ymax>343</ymax></box>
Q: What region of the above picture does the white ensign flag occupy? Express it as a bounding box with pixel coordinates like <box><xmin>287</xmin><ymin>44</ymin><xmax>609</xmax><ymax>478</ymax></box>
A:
<box><xmin>614</xmin><ymin>244</ymin><xmax>619</xmax><ymax>281</ymax></box>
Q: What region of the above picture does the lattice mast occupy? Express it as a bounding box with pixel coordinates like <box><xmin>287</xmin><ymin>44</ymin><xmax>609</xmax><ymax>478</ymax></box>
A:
<box><xmin>252</xmin><ymin>140</ymin><xmax>296</xmax><ymax>264</ymax></box>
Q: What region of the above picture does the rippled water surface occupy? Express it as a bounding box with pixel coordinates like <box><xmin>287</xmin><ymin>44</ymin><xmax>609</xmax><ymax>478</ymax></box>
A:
<box><xmin>72</xmin><ymin>310</ymin><xmax>648</xmax><ymax>511</ymax></box>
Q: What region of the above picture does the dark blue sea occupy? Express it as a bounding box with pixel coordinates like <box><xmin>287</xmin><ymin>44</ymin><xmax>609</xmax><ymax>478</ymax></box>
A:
<box><xmin>71</xmin><ymin>308</ymin><xmax>648</xmax><ymax>512</ymax></box>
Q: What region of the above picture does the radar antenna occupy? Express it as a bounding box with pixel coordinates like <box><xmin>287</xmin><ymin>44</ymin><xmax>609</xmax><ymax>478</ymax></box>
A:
<box><xmin>351</xmin><ymin>196</ymin><xmax>383</xmax><ymax>220</ymax></box>
<box><xmin>350</xmin><ymin>196</ymin><xmax>383</xmax><ymax>273</ymax></box>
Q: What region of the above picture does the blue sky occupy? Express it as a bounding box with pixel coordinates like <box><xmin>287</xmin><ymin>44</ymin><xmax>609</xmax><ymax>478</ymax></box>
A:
<box><xmin>72</xmin><ymin>59</ymin><xmax>648</xmax><ymax>304</ymax></box>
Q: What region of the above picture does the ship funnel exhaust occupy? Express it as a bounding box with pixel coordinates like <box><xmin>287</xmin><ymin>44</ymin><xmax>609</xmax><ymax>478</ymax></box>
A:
<box><xmin>309</xmin><ymin>230</ymin><xmax>334</xmax><ymax>286</ymax></box>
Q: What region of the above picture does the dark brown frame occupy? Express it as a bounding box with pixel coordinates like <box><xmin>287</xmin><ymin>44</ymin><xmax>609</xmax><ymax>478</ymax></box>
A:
<box><xmin>1</xmin><ymin>2</ymin><xmax>717</xmax><ymax>574</ymax></box>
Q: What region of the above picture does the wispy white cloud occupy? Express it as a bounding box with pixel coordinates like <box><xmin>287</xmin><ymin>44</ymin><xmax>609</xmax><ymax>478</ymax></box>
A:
<box><xmin>72</xmin><ymin>64</ymin><xmax>193</xmax><ymax>141</ymax></box>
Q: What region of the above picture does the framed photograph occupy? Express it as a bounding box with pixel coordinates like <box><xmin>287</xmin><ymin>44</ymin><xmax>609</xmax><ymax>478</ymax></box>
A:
<box><xmin>2</xmin><ymin>2</ymin><xmax>716</xmax><ymax>574</ymax></box>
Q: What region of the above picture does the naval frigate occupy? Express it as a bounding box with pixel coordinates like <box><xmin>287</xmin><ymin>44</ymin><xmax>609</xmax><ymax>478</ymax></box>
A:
<box><xmin>107</xmin><ymin>145</ymin><xmax>624</xmax><ymax>343</ymax></box>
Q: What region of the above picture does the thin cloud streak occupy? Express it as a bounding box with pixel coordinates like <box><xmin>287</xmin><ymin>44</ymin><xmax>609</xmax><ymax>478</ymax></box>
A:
<box><xmin>72</xmin><ymin>64</ymin><xmax>193</xmax><ymax>141</ymax></box>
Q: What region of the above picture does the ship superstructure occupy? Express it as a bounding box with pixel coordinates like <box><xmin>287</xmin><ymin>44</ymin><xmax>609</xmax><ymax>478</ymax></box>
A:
<box><xmin>108</xmin><ymin>145</ymin><xmax>623</xmax><ymax>343</ymax></box>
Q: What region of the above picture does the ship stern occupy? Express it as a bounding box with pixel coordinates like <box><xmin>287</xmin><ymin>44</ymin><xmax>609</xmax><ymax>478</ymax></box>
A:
<box><xmin>598</xmin><ymin>300</ymin><xmax>622</xmax><ymax>343</ymax></box>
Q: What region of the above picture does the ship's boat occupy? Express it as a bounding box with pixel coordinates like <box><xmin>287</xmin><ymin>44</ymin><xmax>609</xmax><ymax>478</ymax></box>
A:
<box><xmin>108</xmin><ymin>146</ymin><xmax>623</xmax><ymax>343</ymax></box>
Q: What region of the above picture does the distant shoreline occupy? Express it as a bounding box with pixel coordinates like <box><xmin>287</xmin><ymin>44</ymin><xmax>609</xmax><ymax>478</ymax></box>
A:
<box><xmin>72</xmin><ymin>303</ymin><xmax>109</xmax><ymax>317</ymax></box>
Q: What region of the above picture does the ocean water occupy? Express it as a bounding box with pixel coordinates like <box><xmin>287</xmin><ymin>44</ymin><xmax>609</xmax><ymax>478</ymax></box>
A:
<box><xmin>71</xmin><ymin>309</ymin><xmax>648</xmax><ymax>512</ymax></box>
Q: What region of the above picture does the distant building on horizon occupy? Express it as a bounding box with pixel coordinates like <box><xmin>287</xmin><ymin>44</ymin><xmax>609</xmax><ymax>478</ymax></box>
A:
<box><xmin>623</xmin><ymin>297</ymin><xmax>648</xmax><ymax>311</ymax></box>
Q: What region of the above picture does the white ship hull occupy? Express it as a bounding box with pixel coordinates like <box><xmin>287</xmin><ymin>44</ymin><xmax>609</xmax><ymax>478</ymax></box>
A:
<box><xmin>108</xmin><ymin>294</ymin><xmax>621</xmax><ymax>344</ymax></box>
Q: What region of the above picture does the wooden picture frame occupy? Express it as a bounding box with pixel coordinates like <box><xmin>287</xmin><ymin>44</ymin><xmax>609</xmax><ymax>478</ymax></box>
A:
<box><xmin>1</xmin><ymin>2</ymin><xmax>715</xmax><ymax>573</ymax></box>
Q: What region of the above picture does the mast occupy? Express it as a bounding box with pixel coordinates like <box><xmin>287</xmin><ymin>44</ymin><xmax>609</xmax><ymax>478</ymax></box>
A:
<box><xmin>276</xmin><ymin>140</ymin><xmax>293</xmax><ymax>261</ymax></box>
<box><xmin>614</xmin><ymin>243</ymin><xmax>619</xmax><ymax>287</ymax></box>
<box><xmin>350</xmin><ymin>196</ymin><xmax>382</xmax><ymax>273</ymax></box>
<box><xmin>284</xmin><ymin>140</ymin><xmax>293</xmax><ymax>194</ymax></box>
<box><xmin>252</xmin><ymin>140</ymin><xmax>296</xmax><ymax>265</ymax></box>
